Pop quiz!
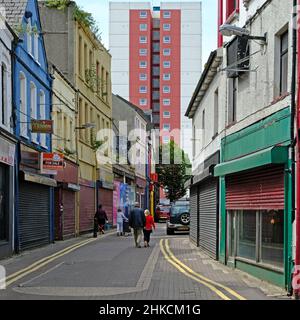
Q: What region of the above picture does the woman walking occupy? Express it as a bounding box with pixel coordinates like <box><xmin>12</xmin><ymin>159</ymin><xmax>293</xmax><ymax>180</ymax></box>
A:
<box><xmin>117</xmin><ymin>208</ymin><xmax>128</xmax><ymax>236</ymax></box>
<box><xmin>143</xmin><ymin>210</ymin><xmax>155</xmax><ymax>247</ymax></box>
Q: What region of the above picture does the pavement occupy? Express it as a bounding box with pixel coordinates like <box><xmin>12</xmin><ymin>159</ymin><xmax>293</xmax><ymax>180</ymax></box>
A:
<box><xmin>0</xmin><ymin>224</ymin><xmax>290</xmax><ymax>300</ymax></box>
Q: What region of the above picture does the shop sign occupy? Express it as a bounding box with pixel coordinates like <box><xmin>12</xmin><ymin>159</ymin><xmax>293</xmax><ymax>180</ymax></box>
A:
<box><xmin>31</xmin><ymin>120</ymin><xmax>53</xmax><ymax>134</ymax></box>
<box><xmin>0</xmin><ymin>139</ymin><xmax>15</xmax><ymax>167</ymax></box>
<box><xmin>41</xmin><ymin>153</ymin><xmax>64</xmax><ymax>174</ymax></box>
<box><xmin>99</xmin><ymin>167</ymin><xmax>114</xmax><ymax>190</ymax></box>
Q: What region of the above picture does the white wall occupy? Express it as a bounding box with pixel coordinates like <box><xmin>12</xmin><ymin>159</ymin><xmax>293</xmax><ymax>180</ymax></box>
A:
<box><xmin>0</xmin><ymin>15</ymin><xmax>13</xmax><ymax>133</ymax></box>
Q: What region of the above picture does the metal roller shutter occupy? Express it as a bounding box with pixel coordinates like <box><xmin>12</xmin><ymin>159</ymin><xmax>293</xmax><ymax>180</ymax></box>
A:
<box><xmin>189</xmin><ymin>186</ymin><xmax>199</xmax><ymax>246</ymax></box>
<box><xmin>226</xmin><ymin>165</ymin><xmax>284</xmax><ymax>210</ymax></box>
<box><xmin>79</xmin><ymin>186</ymin><xmax>95</xmax><ymax>233</ymax></box>
<box><xmin>99</xmin><ymin>188</ymin><xmax>113</xmax><ymax>224</ymax></box>
<box><xmin>19</xmin><ymin>182</ymin><xmax>50</xmax><ymax>251</ymax></box>
<box><xmin>62</xmin><ymin>190</ymin><xmax>76</xmax><ymax>238</ymax></box>
<box><xmin>199</xmin><ymin>179</ymin><xmax>218</xmax><ymax>259</ymax></box>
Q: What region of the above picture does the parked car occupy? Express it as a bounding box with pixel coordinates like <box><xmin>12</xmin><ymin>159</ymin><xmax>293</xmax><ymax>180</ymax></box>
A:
<box><xmin>166</xmin><ymin>200</ymin><xmax>190</xmax><ymax>235</ymax></box>
<box><xmin>155</xmin><ymin>204</ymin><xmax>171</xmax><ymax>222</ymax></box>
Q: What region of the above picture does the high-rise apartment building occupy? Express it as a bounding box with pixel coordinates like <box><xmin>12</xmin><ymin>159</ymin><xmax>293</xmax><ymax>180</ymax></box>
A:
<box><xmin>109</xmin><ymin>2</ymin><xmax>202</xmax><ymax>158</ymax></box>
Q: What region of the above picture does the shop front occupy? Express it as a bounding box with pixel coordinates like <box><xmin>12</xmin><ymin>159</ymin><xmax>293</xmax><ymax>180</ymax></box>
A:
<box><xmin>98</xmin><ymin>167</ymin><xmax>114</xmax><ymax>225</ymax></box>
<box><xmin>189</xmin><ymin>152</ymin><xmax>220</xmax><ymax>260</ymax></box>
<box><xmin>79</xmin><ymin>178</ymin><xmax>95</xmax><ymax>234</ymax></box>
<box><xmin>54</xmin><ymin>159</ymin><xmax>79</xmax><ymax>240</ymax></box>
<box><xmin>214</xmin><ymin>107</ymin><xmax>293</xmax><ymax>289</ymax></box>
<box><xmin>18</xmin><ymin>145</ymin><xmax>56</xmax><ymax>251</ymax></box>
<box><xmin>0</xmin><ymin>135</ymin><xmax>16</xmax><ymax>259</ymax></box>
<box><xmin>136</xmin><ymin>176</ymin><xmax>147</xmax><ymax>209</ymax></box>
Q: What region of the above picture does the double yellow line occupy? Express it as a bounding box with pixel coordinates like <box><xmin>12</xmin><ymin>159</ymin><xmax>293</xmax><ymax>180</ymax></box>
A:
<box><xmin>6</xmin><ymin>238</ymin><xmax>97</xmax><ymax>287</ymax></box>
<box><xmin>160</xmin><ymin>239</ymin><xmax>246</xmax><ymax>301</ymax></box>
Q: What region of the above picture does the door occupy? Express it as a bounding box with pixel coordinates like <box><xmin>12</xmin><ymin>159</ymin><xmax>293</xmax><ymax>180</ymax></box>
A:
<box><xmin>19</xmin><ymin>182</ymin><xmax>50</xmax><ymax>251</ymax></box>
<box><xmin>199</xmin><ymin>179</ymin><xmax>219</xmax><ymax>259</ymax></box>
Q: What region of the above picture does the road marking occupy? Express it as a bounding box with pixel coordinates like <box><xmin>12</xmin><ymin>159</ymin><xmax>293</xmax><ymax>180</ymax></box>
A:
<box><xmin>164</xmin><ymin>239</ymin><xmax>246</xmax><ymax>301</ymax></box>
<box><xmin>159</xmin><ymin>239</ymin><xmax>231</xmax><ymax>300</ymax></box>
<box><xmin>13</xmin><ymin>244</ymin><xmax>161</xmax><ymax>297</ymax></box>
<box><xmin>18</xmin><ymin>262</ymin><xmax>65</xmax><ymax>287</ymax></box>
<box><xmin>6</xmin><ymin>237</ymin><xmax>98</xmax><ymax>287</ymax></box>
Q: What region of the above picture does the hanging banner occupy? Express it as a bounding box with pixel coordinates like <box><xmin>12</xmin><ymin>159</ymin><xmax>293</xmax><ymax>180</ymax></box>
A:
<box><xmin>31</xmin><ymin>120</ymin><xmax>53</xmax><ymax>134</ymax></box>
<box><xmin>41</xmin><ymin>153</ymin><xmax>64</xmax><ymax>174</ymax></box>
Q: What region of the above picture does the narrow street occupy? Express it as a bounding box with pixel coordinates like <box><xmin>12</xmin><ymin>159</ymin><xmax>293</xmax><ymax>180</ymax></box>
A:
<box><xmin>0</xmin><ymin>225</ymin><xmax>284</xmax><ymax>300</ymax></box>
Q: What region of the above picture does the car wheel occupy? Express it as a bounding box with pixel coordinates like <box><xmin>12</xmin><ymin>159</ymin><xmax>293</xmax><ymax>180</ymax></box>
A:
<box><xmin>167</xmin><ymin>228</ymin><xmax>174</xmax><ymax>235</ymax></box>
<box><xmin>180</xmin><ymin>213</ymin><xmax>190</xmax><ymax>225</ymax></box>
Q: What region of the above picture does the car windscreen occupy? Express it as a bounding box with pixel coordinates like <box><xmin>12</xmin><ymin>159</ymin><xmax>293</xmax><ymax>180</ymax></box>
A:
<box><xmin>171</xmin><ymin>205</ymin><xmax>189</xmax><ymax>216</ymax></box>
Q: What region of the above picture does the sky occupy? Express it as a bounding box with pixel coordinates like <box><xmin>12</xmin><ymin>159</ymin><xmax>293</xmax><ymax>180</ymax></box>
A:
<box><xmin>76</xmin><ymin>0</ymin><xmax>218</xmax><ymax>67</ymax></box>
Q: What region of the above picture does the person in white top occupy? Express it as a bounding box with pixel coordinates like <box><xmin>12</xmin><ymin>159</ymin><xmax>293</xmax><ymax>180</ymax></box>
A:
<box><xmin>117</xmin><ymin>208</ymin><xmax>128</xmax><ymax>236</ymax></box>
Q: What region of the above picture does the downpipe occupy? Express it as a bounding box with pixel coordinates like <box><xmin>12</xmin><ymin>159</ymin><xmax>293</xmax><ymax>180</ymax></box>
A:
<box><xmin>293</xmin><ymin>0</ymin><xmax>300</xmax><ymax>300</ymax></box>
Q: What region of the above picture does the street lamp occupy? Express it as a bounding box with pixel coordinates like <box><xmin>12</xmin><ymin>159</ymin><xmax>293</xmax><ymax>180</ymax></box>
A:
<box><xmin>75</xmin><ymin>123</ymin><xmax>96</xmax><ymax>130</ymax></box>
<box><xmin>220</xmin><ymin>24</ymin><xmax>267</xmax><ymax>43</ymax></box>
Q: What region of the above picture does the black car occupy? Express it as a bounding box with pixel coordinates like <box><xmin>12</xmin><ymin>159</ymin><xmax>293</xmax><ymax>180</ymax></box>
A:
<box><xmin>166</xmin><ymin>200</ymin><xmax>190</xmax><ymax>235</ymax></box>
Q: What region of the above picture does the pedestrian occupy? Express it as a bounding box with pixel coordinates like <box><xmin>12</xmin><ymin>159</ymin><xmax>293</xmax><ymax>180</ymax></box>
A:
<box><xmin>117</xmin><ymin>208</ymin><xmax>128</xmax><ymax>236</ymax></box>
<box><xmin>143</xmin><ymin>210</ymin><xmax>155</xmax><ymax>248</ymax></box>
<box><xmin>129</xmin><ymin>202</ymin><xmax>146</xmax><ymax>248</ymax></box>
<box><xmin>94</xmin><ymin>204</ymin><xmax>108</xmax><ymax>235</ymax></box>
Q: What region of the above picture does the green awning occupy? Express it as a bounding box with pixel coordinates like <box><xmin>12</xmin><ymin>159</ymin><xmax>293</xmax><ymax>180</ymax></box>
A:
<box><xmin>214</xmin><ymin>146</ymin><xmax>288</xmax><ymax>177</ymax></box>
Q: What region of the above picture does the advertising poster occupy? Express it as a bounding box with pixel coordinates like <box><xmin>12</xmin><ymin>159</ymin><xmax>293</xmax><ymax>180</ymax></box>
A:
<box><xmin>113</xmin><ymin>181</ymin><xmax>121</xmax><ymax>226</ymax></box>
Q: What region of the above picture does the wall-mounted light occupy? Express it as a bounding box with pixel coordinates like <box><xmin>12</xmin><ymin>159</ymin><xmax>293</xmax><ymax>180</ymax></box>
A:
<box><xmin>220</xmin><ymin>24</ymin><xmax>267</xmax><ymax>43</ymax></box>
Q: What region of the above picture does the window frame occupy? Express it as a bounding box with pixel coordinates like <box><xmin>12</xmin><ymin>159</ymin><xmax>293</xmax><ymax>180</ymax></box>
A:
<box><xmin>163</xmin><ymin>23</ymin><xmax>171</xmax><ymax>31</ymax></box>
<box><xmin>163</xmin><ymin>48</ymin><xmax>171</xmax><ymax>56</ymax></box>
<box><xmin>163</xmin><ymin>11</ymin><xmax>171</xmax><ymax>19</ymax></box>
<box><xmin>139</xmin><ymin>23</ymin><xmax>147</xmax><ymax>31</ymax></box>
<box><xmin>163</xmin><ymin>86</ymin><xmax>171</xmax><ymax>94</ymax></box>
<box><xmin>279</xmin><ymin>31</ymin><xmax>288</xmax><ymax>96</ymax></box>
<box><xmin>139</xmin><ymin>36</ymin><xmax>147</xmax><ymax>44</ymax></box>
<box><xmin>139</xmin><ymin>86</ymin><xmax>147</xmax><ymax>94</ymax></box>
<box><xmin>139</xmin><ymin>48</ymin><xmax>147</xmax><ymax>56</ymax></box>
<box><xmin>140</xmin><ymin>11</ymin><xmax>147</xmax><ymax>18</ymax></box>
<box><xmin>163</xmin><ymin>36</ymin><xmax>171</xmax><ymax>44</ymax></box>
<box><xmin>163</xmin><ymin>61</ymin><xmax>171</xmax><ymax>69</ymax></box>
<box><xmin>139</xmin><ymin>61</ymin><xmax>147</xmax><ymax>68</ymax></box>
<box><xmin>163</xmin><ymin>111</ymin><xmax>171</xmax><ymax>118</ymax></box>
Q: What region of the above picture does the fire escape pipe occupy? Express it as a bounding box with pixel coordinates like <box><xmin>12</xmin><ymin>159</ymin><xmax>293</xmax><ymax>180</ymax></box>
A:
<box><xmin>294</xmin><ymin>0</ymin><xmax>300</xmax><ymax>300</ymax></box>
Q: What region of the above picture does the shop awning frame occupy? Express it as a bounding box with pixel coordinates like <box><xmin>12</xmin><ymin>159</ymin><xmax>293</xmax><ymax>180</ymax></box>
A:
<box><xmin>214</xmin><ymin>146</ymin><xmax>289</xmax><ymax>177</ymax></box>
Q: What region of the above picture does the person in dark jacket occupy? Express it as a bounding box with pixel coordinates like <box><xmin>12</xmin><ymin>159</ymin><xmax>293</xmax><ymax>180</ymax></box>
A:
<box><xmin>129</xmin><ymin>202</ymin><xmax>146</xmax><ymax>248</ymax></box>
<box><xmin>94</xmin><ymin>205</ymin><xmax>108</xmax><ymax>236</ymax></box>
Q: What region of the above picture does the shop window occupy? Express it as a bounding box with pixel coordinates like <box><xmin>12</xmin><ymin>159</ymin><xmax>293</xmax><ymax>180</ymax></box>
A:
<box><xmin>228</xmin><ymin>210</ymin><xmax>284</xmax><ymax>269</ymax></box>
<box><xmin>237</xmin><ymin>210</ymin><xmax>257</xmax><ymax>261</ymax></box>
<box><xmin>261</xmin><ymin>210</ymin><xmax>284</xmax><ymax>268</ymax></box>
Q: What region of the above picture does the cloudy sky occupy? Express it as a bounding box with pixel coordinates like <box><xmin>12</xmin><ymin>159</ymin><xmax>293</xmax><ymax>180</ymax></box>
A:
<box><xmin>76</xmin><ymin>0</ymin><xmax>218</xmax><ymax>67</ymax></box>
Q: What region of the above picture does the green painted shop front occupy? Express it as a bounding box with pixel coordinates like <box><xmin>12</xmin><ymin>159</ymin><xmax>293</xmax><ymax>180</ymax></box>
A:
<box><xmin>214</xmin><ymin>107</ymin><xmax>293</xmax><ymax>290</ymax></box>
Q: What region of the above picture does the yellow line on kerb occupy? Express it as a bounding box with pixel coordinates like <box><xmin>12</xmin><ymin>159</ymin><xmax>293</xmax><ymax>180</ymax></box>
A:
<box><xmin>6</xmin><ymin>238</ymin><xmax>97</xmax><ymax>287</ymax></box>
<box><xmin>159</xmin><ymin>239</ymin><xmax>231</xmax><ymax>300</ymax></box>
<box><xmin>164</xmin><ymin>239</ymin><xmax>246</xmax><ymax>300</ymax></box>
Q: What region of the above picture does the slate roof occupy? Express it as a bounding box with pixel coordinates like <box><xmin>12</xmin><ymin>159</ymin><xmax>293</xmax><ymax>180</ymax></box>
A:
<box><xmin>0</xmin><ymin>0</ymin><xmax>28</xmax><ymax>28</ymax></box>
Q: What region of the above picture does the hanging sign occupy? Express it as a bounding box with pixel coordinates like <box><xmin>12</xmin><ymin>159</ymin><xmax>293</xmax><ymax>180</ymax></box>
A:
<box><xmin>31</xmin><ymin>120</ymin><xmax>53</xmax><ymax>134</ymax></box>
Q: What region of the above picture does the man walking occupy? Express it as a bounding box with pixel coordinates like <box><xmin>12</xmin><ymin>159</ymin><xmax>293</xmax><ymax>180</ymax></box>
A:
<box><xmin>129</xmin><ymin>202</ymin><xmax>146</xmax><ymax>248</ymax></box>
